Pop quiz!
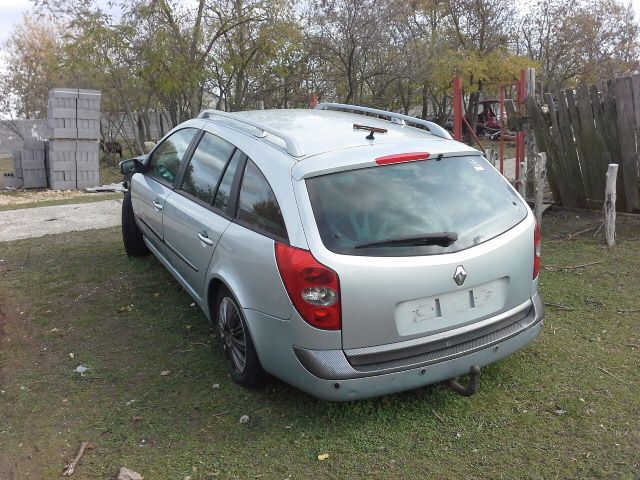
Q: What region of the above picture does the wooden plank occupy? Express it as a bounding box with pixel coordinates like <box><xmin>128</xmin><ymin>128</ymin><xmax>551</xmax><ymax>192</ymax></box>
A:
<box><xmin>544</xmin><ymin>93</ymin><xmax>575</xmax><ymax>204</ymax></box>
<box><xmin>565</xmin><ymin>88</ymin><xmax>594</xmax><ymax>207</ymax></box>
<box><xmin>526</xmin><ymin>97</ymin><xmax>563</xmax><ymax>203</ymax></box>
<box><xmin>613</xmin><ymin>76</ymin><xmax>640</xmax><ymax>212</ymax></box>
<box><xmin>544</xmin><ymin>93</ymin><xmax>567</xmax><ymax>171</ymax></box>
<box><xmin>576</xmin><ymin>84</ymin><xmax>606</xmax><ymax>204</ymax></box>
<box><xmin>589</xmin><ymin>84</ymin><xmax>613</xmax><ymax>170</ymax></box>
<box><xmin>601</xmin><ymin>79</ymin><xmax>626</xmax><ymax>211</ymax></box>
<box><xmin>556</xmin><ymin>90</ymin><xmax>589</xmax><ymax>208</ymax></box>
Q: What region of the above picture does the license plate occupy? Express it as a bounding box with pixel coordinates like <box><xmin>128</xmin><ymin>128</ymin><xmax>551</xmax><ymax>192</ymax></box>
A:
<box><xmin>394</xmin><ymin>277</ymin><xmax>508</xmax><ymax>337</ymax></box>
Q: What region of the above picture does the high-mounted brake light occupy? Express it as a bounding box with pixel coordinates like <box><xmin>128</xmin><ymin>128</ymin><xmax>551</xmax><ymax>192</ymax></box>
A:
<box><xmin>375</xmin><ymin>152</ymin><xmax>430</xmax><ymax>165</ymax></box>
<box><xmin>275</xmin><ymin>243</ymin><xmax>341</xmax><ymax>330</ymax></box>
<box><xmin>533</xmin><ymin>221</ymin><xmax>542</xmax><ymax>279</ymax></box>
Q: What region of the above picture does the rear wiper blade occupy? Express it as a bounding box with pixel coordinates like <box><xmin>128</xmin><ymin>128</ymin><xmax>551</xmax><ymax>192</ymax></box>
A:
<box><xmin>354</xmin><ymin>232</ymin><xmax>458</xmax><ymax>249</ymax></box>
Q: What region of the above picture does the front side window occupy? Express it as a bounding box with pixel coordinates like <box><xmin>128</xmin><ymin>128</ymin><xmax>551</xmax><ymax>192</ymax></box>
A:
<box><xmin>237</xmin><ymin>160</ymin><xmax>287</xmax><ymax>240</ymax></box>
<box><xmin>180</xmin><ymin>132</ymin><xmax>235</xmax><ymax>204</ymax></box>
<box><xmin>148</xmin><ymin>128</ymin><xmax>197</xmax><ymax>185</ymax></box>
<box><xmin>306</xmin><ymin>155</ymin><xmax>527</xmax><ymax>256</ymax></box>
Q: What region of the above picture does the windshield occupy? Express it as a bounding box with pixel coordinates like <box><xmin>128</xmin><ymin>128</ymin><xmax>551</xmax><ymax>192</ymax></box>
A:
<box><xmin>305</xmin><ymin>155</ymin><xmax>527</xmax><ymax>257</ymax></box>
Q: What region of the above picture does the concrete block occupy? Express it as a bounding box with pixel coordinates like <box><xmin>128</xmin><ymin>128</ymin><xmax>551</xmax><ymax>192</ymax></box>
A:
<box><xmin>77</xmin><ymin>170</ymin><xmax>100</xmax><ymax>188</ymax></box>
<box><xmin>4</xmin><ymin>174</ymin><xmax>24</xmax><ymax>189</ymax></box>
<box><xmin>76</xmin><ymin>109</ymin><xmax>100</xmax><ymax>120</ymax></box>
<box><xmin>20</xmin><ymin>150</ymin><xmax>45</xmax><ymax>170</ymax></box>
<box><xmin>48</xmin><ymin>117</ymin><xmax>77</xmax><ymax>129</ymax></box>
<box><xmin>49</xmin><ymin>170</ymin><xmax>76</xmax><ymax>190</ymax></box>
<box><xmin>48</xmin><ymin>96</ymin><xmax>77</xmax><ymax>110</ymax></box>
<box><xmin>47</xmin><ymin>107</ymin><xmax>76</xmax><ymax>119</ymax></box>
<box><xmin>22</xmin><ymin>169</ymin><xmax>47</xmax><ymax>188</ymax></box>
<box><xmin>75</xmin><ymin>140</ymin><xmax>99</xmax><ymax>151</ymax></box>
<box><xmin>78</xmin><ymin>89</ymin><xmax>101</xmax><ymax>99</ymax></box>
<box><xmin>48</xmin><ymin>140</ymin><xmax>76</xmax><ymax>151</ymax></box>
<box><xmin>12</xmin><ymin>150</ymin><xmax>21</xmax><ymax>170</ymax></box>
<box><xmin>50</xmin><ymin>128</ymin><xmax>77</xmax><ymax>139</ymax></box>
<box><xmin>23</xmin><ymin>140</ymin><xmax>46</xmax><ymax>150</ymax></box>
<box><xmin>48</xmin><ymin>159</ymin><xmax>76</xmax><ymax>171</ymax></box>
<box><xmin>49</xmin><ymin>88</ymin><xmax>78</xmax><ymax>98</ymax></box>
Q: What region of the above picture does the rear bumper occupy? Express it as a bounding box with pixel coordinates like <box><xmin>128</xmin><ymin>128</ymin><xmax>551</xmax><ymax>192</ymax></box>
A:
<box><xmin>296</xmin><ymin>295</ymin><xmax>542</xmax><ymax>381</ymax></box>
<box><xmin>246</xmin><ymin>293</ymin><xmax>543</xmax><ymax>401</ymax></box>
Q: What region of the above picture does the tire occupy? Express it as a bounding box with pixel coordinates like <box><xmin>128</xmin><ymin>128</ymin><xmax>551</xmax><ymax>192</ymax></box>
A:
<box><xmin>122</xmin><ymin>189</ymin><xmax>150</xmax><ymax>257</ymax></box>
<box><xmin>216</xmin><ymin>288</ymin><xmax>265</xmax><ymax>388</ymax></box>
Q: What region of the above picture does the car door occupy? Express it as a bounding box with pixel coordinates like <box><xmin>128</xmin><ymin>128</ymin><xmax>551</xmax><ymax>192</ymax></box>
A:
<box><xmin>162</xmin><ymin>132</ymin><xmax>244</xmax><ymax>300</ymax></box>
<box><xmin>131</xmin><ymin>128</ymin><xmax>198</xmax><ymax>247</ymax></box>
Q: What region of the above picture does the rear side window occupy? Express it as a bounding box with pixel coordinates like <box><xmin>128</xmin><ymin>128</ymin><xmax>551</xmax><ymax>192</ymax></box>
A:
<box><xmin>180</xmin><ymin>132</ymin><xmax>235</xmax><ymax>204</ymax></box>
<box><xmin>148</xmin><ymin>128</ymin><xmax>197</xmax><ymax>185</ymax></box>
<box><xmin>306</xmin><ymin>155</ymin><xmax>527</xmax><ymax>256</ymax></box>
<box><xmin>214</xmin><ymin>149</ymin><xmax>243</xmax><ymax>211</ymax></box>
<box><xmin>237</xmin><ymin>160</ymin><xmax>287</xmax><ymax>241</ymax></box>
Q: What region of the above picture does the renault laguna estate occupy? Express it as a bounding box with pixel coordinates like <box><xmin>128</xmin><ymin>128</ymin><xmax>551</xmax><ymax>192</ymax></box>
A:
<box><xmin>119</xmin><ymin>103</ymin><xmax>544</xmax><ymax>401</ymax></box>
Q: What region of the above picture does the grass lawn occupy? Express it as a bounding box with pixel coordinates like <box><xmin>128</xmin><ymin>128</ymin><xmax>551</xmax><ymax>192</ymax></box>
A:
<box><xmin>0</xmin><ymin>209</ymin><xmax>638</xmax><ymax>479</ymax></box>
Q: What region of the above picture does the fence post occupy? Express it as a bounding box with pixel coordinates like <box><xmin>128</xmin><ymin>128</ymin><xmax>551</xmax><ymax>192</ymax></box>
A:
<box><xmin>605</xmin><ymin>164</ymin><xmax>619</xmax><ymax>247</ymax></box>
<box><xmin>257</xmin><ymin>100</ymin><xmax>265</xmax><ymax>110</ymax></box>
<box><xmin>534</xmin><ymin>152</ymin><xmax>547</xmax><ymax>225</ymax></box>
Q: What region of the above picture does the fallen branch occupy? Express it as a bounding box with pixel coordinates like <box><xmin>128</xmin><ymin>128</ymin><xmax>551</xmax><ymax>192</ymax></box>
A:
<box><xmin>593</xmin><ymin>222</ymin><xmax>603</xmax><ymax>237</ymax></box>
<box><xmin>63</xmin><ymin>441</ymin><xmax>93</xmax><ymax>476</ymax></box>
<box><xmin>543</xmin><ymin>302</ymin><xmax>575</xmax><ymax>311</ymax></box>
<box><xmin>432</xmin><ymin>410</ymin><xmax>446</xmax><ymax>424</ymax></box>
<box><xmin>616</xmin><ymin>308</ymin><xmax>640</xmax><ymax>313</ymax></box>
<box><xmin>596</xmin><ymin>367</ymin><xmax>629</xmax><ymax>386</ymax></box>
<box><xmin>567</xmin><ymin>226</ymin><xmax>596</xmax><ymax>240</ymax></box>
<box><xmin>544</xmin><ymin>261</ymin><xmax>603</xmax><ymax>272</ymax></box>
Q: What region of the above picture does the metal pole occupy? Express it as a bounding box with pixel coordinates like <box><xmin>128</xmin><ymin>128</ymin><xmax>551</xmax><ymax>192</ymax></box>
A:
<box><xmin>499</xmin><ymin>86</ymin><xmax>505</xmax><ymax>174</ymax></box>
<box><xmin>515</xmin><ymin>70</ymin><xmax>526</xmax><ymax>188</ymax></box>
<box><xmin>453</xmin><ymin>76</ymin><xmax>463</xmax><ymax>141</ymax></box>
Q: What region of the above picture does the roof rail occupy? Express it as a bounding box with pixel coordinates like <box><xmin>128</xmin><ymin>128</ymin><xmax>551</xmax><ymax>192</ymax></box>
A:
<box><xmin>198</xmin><ymin>109</ymin><xmax>305</xmax><ymax>157</ymax></box>
<box><xmin>316</xmin><ymin>103</ymin><xmax>453</xmax><ymax>140</ymax></box>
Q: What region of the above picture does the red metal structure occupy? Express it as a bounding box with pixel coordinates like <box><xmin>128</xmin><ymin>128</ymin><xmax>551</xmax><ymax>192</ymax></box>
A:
<box><xmin>452</xmin><ymin>72</ymin><xmax>527</xmax><ymax>185</ymax></box>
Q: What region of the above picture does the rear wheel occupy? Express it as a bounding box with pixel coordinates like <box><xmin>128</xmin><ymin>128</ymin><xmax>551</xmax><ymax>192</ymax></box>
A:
<box><xmin>216</xmin><ymin>288</ymin><xmax>265</xmax><ymax>388</ymax></box>
<box><xmin>122</xmin><ymin>189</ymin><xmax>150</xmax><ymax>257</ymax></box>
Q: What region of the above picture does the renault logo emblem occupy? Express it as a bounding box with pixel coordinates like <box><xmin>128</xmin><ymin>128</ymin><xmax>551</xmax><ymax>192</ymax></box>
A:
<box><xmin>454</xmin><ymin>265</ymin><xmax>467</xmax><ymax>286</ymax></box>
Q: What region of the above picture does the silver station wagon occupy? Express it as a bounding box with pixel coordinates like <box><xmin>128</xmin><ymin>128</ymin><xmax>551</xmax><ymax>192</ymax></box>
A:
<box><xmin>120</xmin><ymin>103</ymin><xmax>544</xmax><ymax>401</ymax></box>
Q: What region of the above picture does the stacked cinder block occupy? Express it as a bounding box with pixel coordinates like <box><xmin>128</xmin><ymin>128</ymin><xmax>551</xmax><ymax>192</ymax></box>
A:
<box><xmin>47</xmin><ymin>88</ymin><xmax>101</xmax><ymax>190</ymax></box>
<box><xmin>8</xmin><ymin>140</ymin><xmax>48</xmax><ymax>189</ymax></box>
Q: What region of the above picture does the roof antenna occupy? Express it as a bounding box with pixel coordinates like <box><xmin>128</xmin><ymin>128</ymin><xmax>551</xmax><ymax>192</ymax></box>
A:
<box><xmin>354</xmin><ymin>124</ymin><xmax>387</xmax><ymax>141</ymax></box>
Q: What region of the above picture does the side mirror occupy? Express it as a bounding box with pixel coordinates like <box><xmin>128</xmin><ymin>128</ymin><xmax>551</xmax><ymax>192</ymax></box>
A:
<box><xmin>119</xmin><ymin>158</ymin><xmax>144</xmax><ymax>175</ymax></box>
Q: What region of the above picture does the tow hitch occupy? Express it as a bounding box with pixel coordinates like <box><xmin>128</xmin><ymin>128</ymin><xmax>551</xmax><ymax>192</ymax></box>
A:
<box><xmin>445</xmin><ymin>365</ymin><xmax>481</xmax><ymax>397</ymax></box>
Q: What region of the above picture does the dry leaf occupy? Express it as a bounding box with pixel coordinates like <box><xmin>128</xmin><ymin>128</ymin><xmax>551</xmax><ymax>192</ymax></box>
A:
<box><xmin>160</xmin><ymin>370</ymin><xmax>171</xmax><ymax>376</ymax></box>
<box><xmin>317</xmin><ymin>453</ymin><xmax>329</xmax><ymax>461</ymax></box>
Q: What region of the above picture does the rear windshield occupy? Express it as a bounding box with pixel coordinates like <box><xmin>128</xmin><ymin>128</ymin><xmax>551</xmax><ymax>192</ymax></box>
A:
<box><xmin>306</xmin><ymin>155</ymin><xmax>527</xmax><ymax>256</ymax></box>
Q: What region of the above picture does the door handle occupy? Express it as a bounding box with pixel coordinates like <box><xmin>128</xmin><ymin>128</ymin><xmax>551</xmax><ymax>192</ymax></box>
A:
<box><xmin>152</xmin><ymin>200</ymin><xmax>163</xmax><ymax>211</ymax></box>
<box><xmin>198</xmin><ymin>232</ymin><xmax>214</xmax><ymax>246</ymax></box>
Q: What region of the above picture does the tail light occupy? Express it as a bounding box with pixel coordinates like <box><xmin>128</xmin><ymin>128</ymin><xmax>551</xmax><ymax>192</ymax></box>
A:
<box><xmin>275</xmin><ymin>243</ymin><xmax>341</xmax><ymax>330</ymax></box>
<box><xmin>533</xmin><ymin>221</ymin><xmax>542</xmax><ymax>279</ymax></box>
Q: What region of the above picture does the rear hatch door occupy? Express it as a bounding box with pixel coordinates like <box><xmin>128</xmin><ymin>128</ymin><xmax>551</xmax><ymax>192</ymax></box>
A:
<box><xmin>296</xmin><ymin>150</ymin><xmax>534</xmax><ymax>350</ymax></box>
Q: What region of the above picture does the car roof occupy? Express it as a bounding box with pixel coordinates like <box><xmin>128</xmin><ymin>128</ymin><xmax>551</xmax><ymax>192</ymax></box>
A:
<box><xmin>201</xmin><ymin>108</ymin><xmax>470</xmax><ymax>159</ymax></box>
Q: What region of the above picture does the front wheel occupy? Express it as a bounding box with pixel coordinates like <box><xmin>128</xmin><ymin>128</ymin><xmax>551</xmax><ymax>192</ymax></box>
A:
<box><xmin>216</xmin><ymin>289</ymin><xmax>265</xmax><ymax>388</ymax></box>
<box><xmin>122</xmin><ymin>189</ymin><xmax>150</xmax><ymax>257</ymax></box>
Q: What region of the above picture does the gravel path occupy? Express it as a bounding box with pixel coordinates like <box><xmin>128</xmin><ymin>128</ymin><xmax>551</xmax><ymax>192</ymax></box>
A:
<box><xmin>0</xmin><ymin>199</ymin><xmax>122</xmax><ymax>242</ymax></box>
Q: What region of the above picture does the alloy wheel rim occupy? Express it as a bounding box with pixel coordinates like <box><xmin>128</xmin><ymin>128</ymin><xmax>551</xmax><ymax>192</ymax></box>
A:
<box><xmin>218</xmin><ymin>297</ymin><xmax>247</xmax><ymax>374</ymax></box>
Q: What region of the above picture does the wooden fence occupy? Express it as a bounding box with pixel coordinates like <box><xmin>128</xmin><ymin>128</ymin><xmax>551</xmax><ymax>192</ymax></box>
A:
<box><xmin>527</xmin><ymin>75</ymin><xmax>640</xmax><ymax>212</ymax></box>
